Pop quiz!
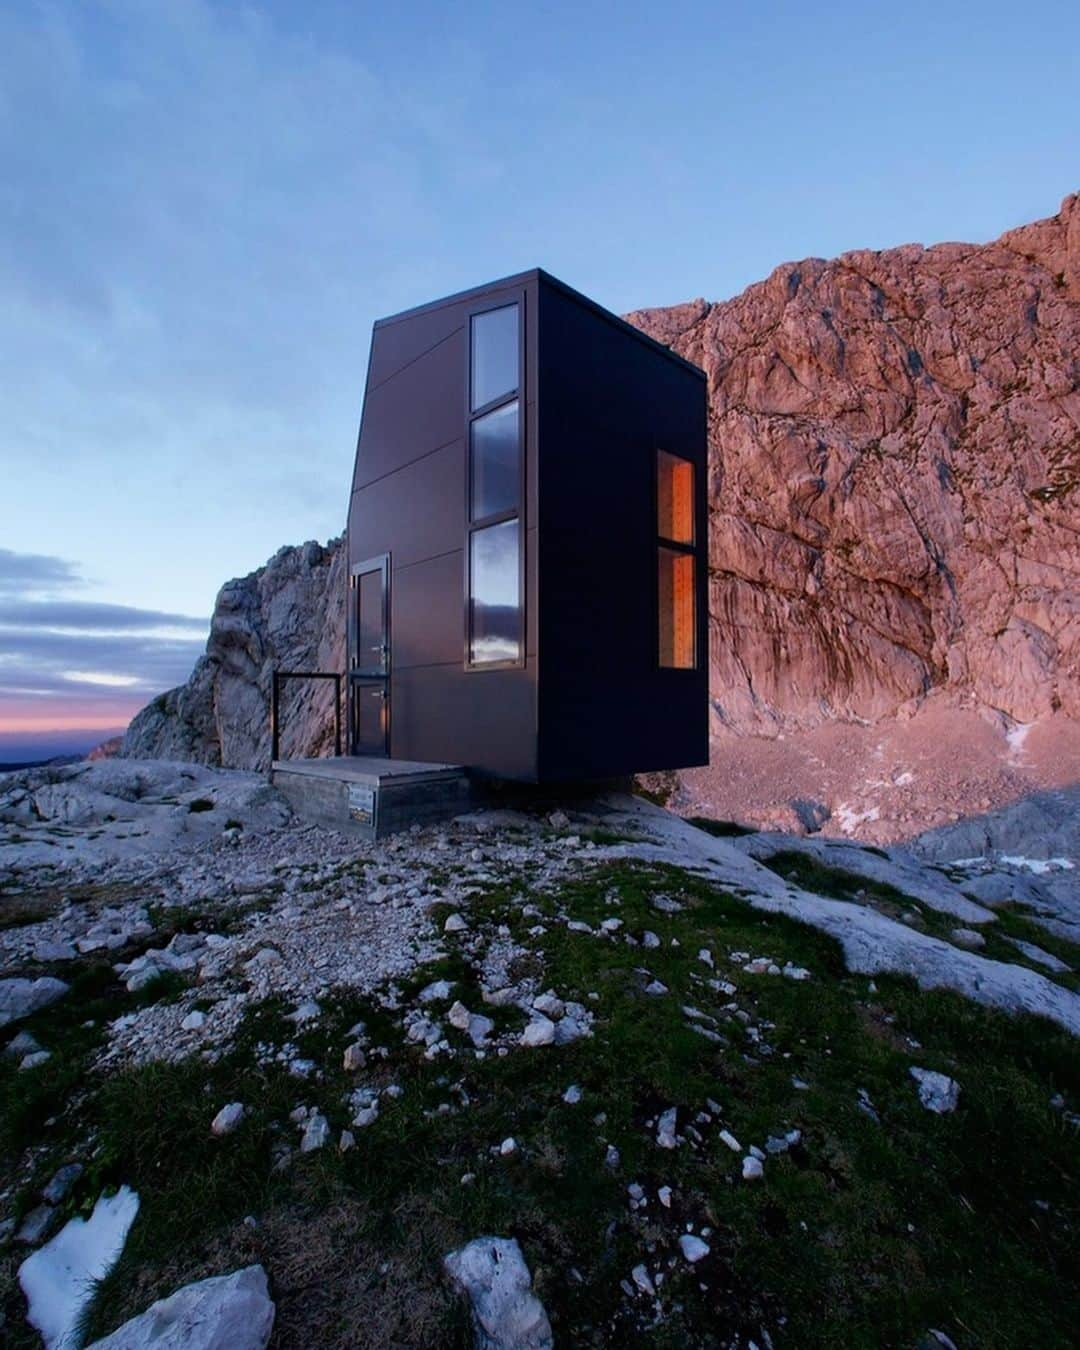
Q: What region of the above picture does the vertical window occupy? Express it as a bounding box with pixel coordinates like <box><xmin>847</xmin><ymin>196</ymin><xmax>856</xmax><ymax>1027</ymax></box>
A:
<box><xmin>657</xmin><ymin>451</ymin><xmax>697</xmax><ymax>668</ymax></box>
<box><xmin>467</xmin><ymin>303</ymin><xmax>522</xmax><ymax>666</ymax></box>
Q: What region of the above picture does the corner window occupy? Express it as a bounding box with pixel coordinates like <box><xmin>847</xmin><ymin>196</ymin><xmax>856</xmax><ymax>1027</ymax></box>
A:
<box><xmin>471</xmin><ymin>303</ymin><xmax>519</xmax><ymax>412</ymax></box>
<box><xmin>470</xmin><ymin>399</ymin><xmax>519</xmax><ymax>520</ymax></box>
<box><xmin>657</xmin><ymin>451</ymin><xmax>697</xmax><ymax>668</ymax></box>
<box><xmin>467</xmin><ymin>302</ymin><xmax>522</xmax><ymax>667</ymax></box>
<box><xmin>469</xmin><ymin>519</ymin><xmax>522</xmax><ymax>665</ymax></box>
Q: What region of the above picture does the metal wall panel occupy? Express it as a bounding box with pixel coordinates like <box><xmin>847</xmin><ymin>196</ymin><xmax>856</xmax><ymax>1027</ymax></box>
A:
<box><xmin>391</xmin><ymin>551</ymin><xmax>466</xmax><ymax>671</ymax></box>
<box><xmin>535</xmin><ymin>276</ymin><xmax>708</xmax><ymax>780</ymax></box>
<box><xmin>348</xmin><ymin>274</ymin><xmax>540</xmax><ymax>779</ymax></box>
<box><xmin>349</xmin><ymin>440</ymin><xmax>465</xmax><ymax>568</ymax></box>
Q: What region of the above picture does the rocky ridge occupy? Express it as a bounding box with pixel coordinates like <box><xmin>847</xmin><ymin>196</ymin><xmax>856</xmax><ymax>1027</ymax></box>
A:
<box><xmin>122</xmin><ymin>539</ymin><xmax>345</xmax><ymax>771</ymax></box>
<box><xmin>626</xmin><ymin>192</ymin><xmax>1079</xmax><ymax>735</ymax></box>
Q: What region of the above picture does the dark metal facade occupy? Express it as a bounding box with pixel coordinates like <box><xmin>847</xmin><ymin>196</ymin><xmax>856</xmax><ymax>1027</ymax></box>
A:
<box><xmin>346</xmin><ymin>268</ymin><xmax>708</xmax><ymax>782</ymax></box>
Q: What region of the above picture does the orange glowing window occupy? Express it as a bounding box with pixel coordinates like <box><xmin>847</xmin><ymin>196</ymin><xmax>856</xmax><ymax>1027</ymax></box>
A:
<box><xmin>657</xmin><ymin>450</ymin><xmax>694</xmax><ymax>544</ymax></box>
<box><xmin>657</xmin><ymin>450</ymin><xmax>697</xmax><ymax>668</ymax></box>
<box><xmin>659</xmin><ymin>547</ymin><xmax>696</xmax><ymax>668</ymax></box>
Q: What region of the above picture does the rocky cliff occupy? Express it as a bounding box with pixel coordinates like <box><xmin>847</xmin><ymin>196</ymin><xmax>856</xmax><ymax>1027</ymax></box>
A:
<box><xmin>626</xmin><ymin>192</ymin><xmax>1079</xmax><ymax>735</ymax></box>
<box><xmin>122</xmin><ymin>539</ymin><xmax>345</xmax><ymax>770</ymax></box>
<box><xmin>122</xmin><ymin>197</ymin><xmax>1078</xmax><ymax>774</ymax></box>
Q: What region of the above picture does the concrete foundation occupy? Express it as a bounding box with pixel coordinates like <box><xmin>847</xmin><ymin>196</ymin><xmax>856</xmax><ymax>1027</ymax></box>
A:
<box><xmin>271</xmin><ymin>756</ymin><xmax>469</xmax><ymax>841</ymax></box>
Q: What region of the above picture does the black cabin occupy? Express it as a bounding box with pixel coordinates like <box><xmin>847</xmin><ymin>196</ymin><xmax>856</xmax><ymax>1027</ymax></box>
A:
<box><xmin>346</xmin><ymin>268</ymin><xmax>708</xmax><ymax>783</ymax></box>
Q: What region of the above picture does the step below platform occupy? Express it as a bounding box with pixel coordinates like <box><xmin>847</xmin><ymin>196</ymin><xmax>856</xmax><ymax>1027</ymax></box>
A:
<box><xmin>271</xmin><ymin>756</ymin><xmax>469</xmax><ymax>841</ymax></box>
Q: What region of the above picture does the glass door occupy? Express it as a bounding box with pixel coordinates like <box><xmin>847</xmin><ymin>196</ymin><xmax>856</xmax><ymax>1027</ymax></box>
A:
<box><xmin>349</xmin><ymin>555</ymin><xmax>389</xmax><ymax>756</ymax></box>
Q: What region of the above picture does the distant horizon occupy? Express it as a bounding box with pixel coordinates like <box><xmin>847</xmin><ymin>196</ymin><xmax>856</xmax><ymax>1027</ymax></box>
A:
<box><xmin>0</xmin><ymin>724</ymin><xmax>127</xmax><ymax>765</ymax></box>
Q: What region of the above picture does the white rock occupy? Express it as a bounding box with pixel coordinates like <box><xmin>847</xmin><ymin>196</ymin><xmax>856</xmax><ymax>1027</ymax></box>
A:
<box><xmin>697</xmin><ymin>948</ymin><xmax>714</xmax><ymax>967</ymax></box>
<box><xmin>211</xmin><ymin>1102</ymin><xmax>245</xmax><ymax>1136</ymax></box>
<box><xmin>644</xmin><ymin>980</ymin><xmax>668</xmax><ymax>996</ymax></box>
<box><xmin>910</xmin><ymin>1067</ymin><xmax>961</xmax><ymax>1114</ymax></box>
<box><xmin>678</xmin><ymin>1233</ymin><xmax>710</xmax><ymax>1263</ymax></box>
<box><xmin>482</xmin><ymin>986</ymin><xmax>517</xmax><ymax>1007</ymax></box>
<box><xmin>466</xmin><ymin>1013</ymin><xmax>495</xmax><ymax>1048</ymax></box>
<box><xmin>20</xmin><ymin>1050</ymin><xmax>52</xmax><ymax>1070</ymax></box>
<box><xmin>658</xmin><ymin>1185</ymin><xmax>672</xmax><ymax>1208</ymax></box>
<box><xmin>742</xmin><ymin>1156</ymin><xmax>764</xmax><ymax>1181</ymax></box>
<box><xmin>5</xmin><ymin>1029</ymin><xmax>42</xmax><ymax>1058</ymax></box>
<box><xmin>419</xmin><ymin>979</ymin><xmax>455</xmax><ymax>1003</ymax></box>
<box><xmin>562</xmin><ymin>1084</ymin><xmax>582</xmax><ymax>1105</ymax></box>
<box><xmin>718</xmin><ymin>1129</ymin><xmax>741</xmax><ymax>1153</ymax></box>
<box><xmin>782</xmin><ymin>963</ymin><xmax>811</xmax><ymax>981</ymax></box>
<box><xmin>86</xmin><ymin>1263</ymin><xmax>274</xmax><ymax>1349</ymax></box>
<box><xmin>343</xmin><ymin>1042</ymin><xmax>366</xmax><ymax>1071</ymax></box>
<box><xmin>641</xmin><ymin>931</ymin><xmax>661</xmax><ymax>949</ymax></box>
<box><xmin>352</xmin><ymin>1102</ymin><xmax>380</xmax><ymax>1128</ymax></box>
<box><xmin>499</xmin><ymin>1136</ymin><xmax>518</xmax><ymax>1156</ymax></box>
<box><xmin>444</xmin><ymin>913</ymin><xmax>468</xmax><ymax>934</ymax></box>
<box><xmin>631</xmin><ymin>1263</ymin><xmax>655</xmax><ymax>1296</ymax></box>
<box><xmin>0</xmin><ymin>977</ymin><xmax>69</xmax><ymax>1029</ymax></box>
<box><xmin>300</xmin><ymin>1111</ymin><xmax>330</xmax><ymax>1153</ymax></box>
<box><xmin>521</xmin><ymin>1017</ymin><xmax>556</xmax><ymax>1048</ymax></box>
<box><xmin>532</xmin><ymin>992</ymin><xmax>565</xmax><ymax>1019</ymax></box>
<box><xmin>34</xmin><ymin>940</ymin><xmax>78</xmax><ymax>962</ymax></box>
<box><xmin>950</xmin><ymin>928</ymin><xmax>986</xmax><ymax>950</ymax></box>
<box><xmin>599</xmin><ymin>917</ymin><xmax>623</xmax><ymax>934</ymax></box>
<box><xmin>445</xmin><ymin>1237</ymin><xmax>553</xmax><ymax>1349</ymax></box>
<box><xmin>339</xmin><ymin>1130</ymin><xmax>355</xmax><ymax>1152</ymax></box>
<box><xmin>181</xmin><ymin>1011</ymin><xmax>206</xmax><ymax>1032</ymax></box>
<box><xmin>656</xmin><ymin>1106</ymin><xmax>678</xmax><ymax>1149</ymax></box>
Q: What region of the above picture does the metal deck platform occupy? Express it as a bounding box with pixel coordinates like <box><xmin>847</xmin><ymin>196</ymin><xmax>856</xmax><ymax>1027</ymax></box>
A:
<box><xmin>271</xmin><ymin>756</ymin><xmax>469</xmax><ymax>840</ymax></box>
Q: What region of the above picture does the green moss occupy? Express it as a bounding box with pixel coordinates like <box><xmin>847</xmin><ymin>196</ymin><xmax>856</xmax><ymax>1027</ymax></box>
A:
<box><xmin>4</xmin><ymin>861</ymin><xmax>1078</xmax><ymax>1349</ymax></box>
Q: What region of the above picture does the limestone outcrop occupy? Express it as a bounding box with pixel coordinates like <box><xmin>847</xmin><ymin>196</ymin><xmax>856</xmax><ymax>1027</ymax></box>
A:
<box><xmin>627</xmin><ymin>192</ymin><xmax>1079</xmax><ymax>734</ymax></box>
<box><xmin>122</xmin><ymin>539</ymin><xmax>345</xmax><ymax>770</ymax></box>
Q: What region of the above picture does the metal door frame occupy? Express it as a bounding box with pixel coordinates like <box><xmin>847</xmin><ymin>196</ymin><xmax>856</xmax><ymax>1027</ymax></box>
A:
<box><xmin>348</xmin><ymin>553</ymin><xmax>390</xmax><ymax>757</ymax></box>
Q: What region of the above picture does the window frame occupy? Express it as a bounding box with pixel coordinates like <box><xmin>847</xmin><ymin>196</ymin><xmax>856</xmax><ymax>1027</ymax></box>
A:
<box><xmin>655</xmin><ymin>448</ymin><xmax>699</xmax><ymax>671</ymax></box>
<box><xmin>464</xmin><ymin>294</ymin><xmax>526</xmax><ymax>672</ymax></box>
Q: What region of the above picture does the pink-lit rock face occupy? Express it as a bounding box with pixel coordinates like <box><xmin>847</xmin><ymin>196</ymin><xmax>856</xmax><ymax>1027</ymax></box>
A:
<box><xmin>627</xmin><ymin>193</ymin><xmax>1079</xmax><ymax>735</ymax></box>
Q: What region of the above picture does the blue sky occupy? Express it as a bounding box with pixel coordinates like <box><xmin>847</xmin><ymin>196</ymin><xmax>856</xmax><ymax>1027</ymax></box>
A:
<box><xmin>1</xmin><ymin>0</ymin><xmax>1077</xmax><ymax>754</ymax></box>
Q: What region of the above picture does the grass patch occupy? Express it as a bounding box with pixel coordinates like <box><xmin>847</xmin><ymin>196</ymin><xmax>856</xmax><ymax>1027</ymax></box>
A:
<box><xmin>3</xmin><ymin>861</ymin><xmax>1078</xmax><ymax>1348</ymax></box>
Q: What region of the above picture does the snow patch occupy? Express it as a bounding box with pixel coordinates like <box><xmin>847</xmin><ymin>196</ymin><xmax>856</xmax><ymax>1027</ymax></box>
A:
<box><xmin>998</xmin><ymin>855</ymin><xmax>1074</xmax><ymax>874</ymax></box>
<box><xmin>19</xmin><ymin>1186</ymin><xmax>139</xmax><ymax>1349</ymax></box>
<box><xmin>1006</xmin><ymin>722</ymin><xmax>1034</xmax><ymax>759</ymax></box>
<box><xmin>833</xmin><ymin>803</ymin><xmax>880</xmax><ymax>834</ymax></box>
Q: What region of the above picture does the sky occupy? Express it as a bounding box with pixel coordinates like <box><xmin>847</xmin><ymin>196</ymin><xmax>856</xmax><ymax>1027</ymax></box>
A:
<box><xmin>1</xmin><ymin>0</ymin><xmax>1077</xmax><ymax>759</ymax></box>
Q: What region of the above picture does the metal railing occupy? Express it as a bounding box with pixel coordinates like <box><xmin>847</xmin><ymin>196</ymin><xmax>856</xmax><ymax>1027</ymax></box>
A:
<box><xmin>270</xmin><ymin>670</ymin><xmax>342</xmax><ymax>763</ymax></box>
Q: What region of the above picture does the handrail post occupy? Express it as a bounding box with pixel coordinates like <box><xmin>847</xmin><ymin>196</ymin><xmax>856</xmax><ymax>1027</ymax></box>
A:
<box><xmin>269</xmin><ymin>669</ymin><xmax>344</xmax><ymax>766</ymax></box>
<box><xmin>271</xmin><ymin>671</ymin><xmax>280</xmax><ymax>763</ymax></box>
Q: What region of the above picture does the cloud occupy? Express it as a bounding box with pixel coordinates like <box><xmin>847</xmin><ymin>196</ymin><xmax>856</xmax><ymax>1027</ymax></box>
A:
<box><xmin>0</xmin><ymin>548</ymin><xmax>207</xmax><ymax>721</ymax></box>
<box><xmin>0</xmin><ymin>547</ymin><xmax>84</xmax><ymax>596</ymax></box>
<box><xmin>0</xmin><ymin>599</ymin><xmax>208</xmax><ymax>631</ymax></box>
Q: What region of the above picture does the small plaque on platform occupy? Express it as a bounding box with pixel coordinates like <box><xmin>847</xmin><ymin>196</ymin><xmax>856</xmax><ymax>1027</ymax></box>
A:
<box><xmin>347</xmin><ymin>783</ymin><xmax>376</xmax><ymax>827</ymax></box>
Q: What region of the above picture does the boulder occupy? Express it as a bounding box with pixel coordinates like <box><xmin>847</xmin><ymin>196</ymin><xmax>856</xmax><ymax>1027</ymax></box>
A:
<box><xmin>121</xmin><ymin>538</ymin><xmax>345</xmax><ymax>770</ymax></box>
<box><xmin>0</xmin><ymin>977</ymin><xmax>69</xmax><ymax>1029</ymax></box>
<box><xmin>910</xmin><ymin>1067</ymin><xmax>961</xmax><ymax>1114</ymax></box>
<box><xmin>87</xmin><ymin>1264</ymin><xmax>275</xmax><ymax>1349</ymax></box>
<box><xmin>444</xmin><ymin>1237</ymin><xmax>552</xmax><ymax>1350</ymax></box>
